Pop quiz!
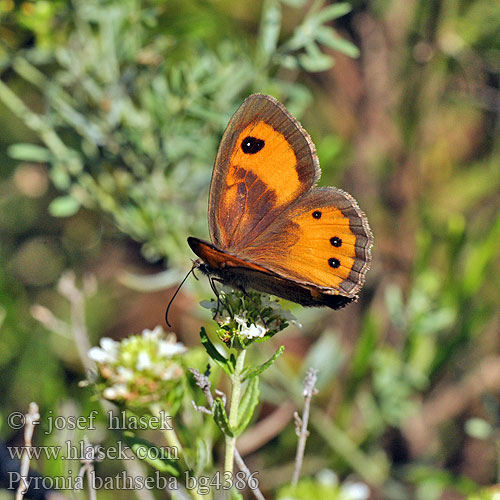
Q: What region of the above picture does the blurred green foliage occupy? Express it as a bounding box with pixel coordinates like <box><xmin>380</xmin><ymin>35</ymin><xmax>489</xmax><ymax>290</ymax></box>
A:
<box><xmin>0</xmin><ymin>0</ymin><xmax>358</xmax><ymax>266</ymax></box>
<box><xmin>1</xmin><ymin>0</ymin><xmax>500</xmax><ymax>499</ymax></box>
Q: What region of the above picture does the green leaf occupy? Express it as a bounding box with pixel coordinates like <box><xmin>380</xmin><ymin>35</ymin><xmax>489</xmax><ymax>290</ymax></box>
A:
<box><xmin>315</xmin><ymin>26</ymin><xmax>360</xmax><ymax>58</ymax></box>
<box><xmin>242</xmin><ymin>345</ymin><xmax>284</xmax><ymax>381</ymax></box>
<box><xmin>314</xmin><ymin>3</ymin><xmax>352</xmax><ymax>25</ymax></box>
<box><xmin>236</xmin><ymin>376</ymin><xmax>260</xmax><ymax>435</ymax></box>
<box><xmin>8</xmin><ymin>143</ymin><xmax>52</xmax><ymax>162</ymax></box>
<box><xmin>48</xmin><ymin>196</ymin><xmax>81</xmax><ymax>217</ymax></box>
<box><xmin>298</xmin><ymin>43</ymin><xmax>334</xmax><ymax>72</ymax></box>
<box><xmin>193</xmin><ymin>437</ymin><xmax>211</xmax><ymax>476</ymax></box>
<box><xmin>280</xmin><ymin>0</ymin><xmax>306</xmax><ymax>6</ymax></box>
<box><xmin>213</xmin><ymin>398</ymin><xmax>234</xmax><ymax>437</ymax></box>
<box><xmin>123</xmin><ymin>432</ymin><xmax>180</xmax><ymax>476</ymax></box>
<box><xmin>200</xmin><ymin>327</ymin><xmax>234</xmax><ymax>375</ymax></box>
<box><xmin>258</xmin><ymin>0</ymin><xmax>282</xmax><ymax>60</ymax></box>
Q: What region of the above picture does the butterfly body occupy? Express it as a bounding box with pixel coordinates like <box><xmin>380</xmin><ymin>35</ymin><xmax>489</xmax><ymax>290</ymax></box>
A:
<box><xmin>189</xmin><ymin>94</ymin><xmax>373</xmax><ymax>310</ymax></box>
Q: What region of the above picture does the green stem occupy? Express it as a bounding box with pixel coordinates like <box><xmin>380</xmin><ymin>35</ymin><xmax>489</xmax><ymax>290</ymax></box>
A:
<box><xmin>149</xmin><ymin>405</ymin><xmax>207</xmax><ymax>500</ymax></box>
<box><xmin>224</xmin><ymin>349</ymin><xmax>247</xmax><ymax>476</ymax></box>
<box><xmin>150</xmin><ymin>403</ymin><xmax>184</xmax><ymax>454</ymax></box>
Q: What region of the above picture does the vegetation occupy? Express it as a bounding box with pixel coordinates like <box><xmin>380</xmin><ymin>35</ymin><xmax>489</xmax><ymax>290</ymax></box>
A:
<box><xmin>1</xmin><ymin>1</ymin><xmax>500</xmax><ymax>499</ymax></box>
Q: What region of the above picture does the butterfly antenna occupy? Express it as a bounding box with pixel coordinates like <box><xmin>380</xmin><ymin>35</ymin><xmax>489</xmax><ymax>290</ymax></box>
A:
<box><xmin>165</xmin><ymin>265</ymin><xmax>196</xmax><ymax>327</ymax></box>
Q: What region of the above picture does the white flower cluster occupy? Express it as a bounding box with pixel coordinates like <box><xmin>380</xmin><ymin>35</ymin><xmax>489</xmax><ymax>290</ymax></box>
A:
<box><xmin>234</xmin><ymin>314</ymin><xmax>267</xmax><ymax>339</ymax></box>
<box><xmin>201</xmin><ymin>290</ymin><xmax>301</xmax><ymax>345</ymax></box>
<box><xmin>88</xmin><ymin>326</ymin><xmax>186</xmax><ymax>403</ymax></box>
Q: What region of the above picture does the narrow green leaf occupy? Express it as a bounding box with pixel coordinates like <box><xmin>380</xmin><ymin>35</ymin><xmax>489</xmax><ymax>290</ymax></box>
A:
<box><xmin>316</xmin><ymin>26</ymin><xmax>360</xmax><ymax>58</ymax></box>
<box><xmin>299</xmin><ymin>43</ymin><xmax>334</xmax><ymax>72</ymax></box>
<box><xmin>280</xmin><ymin>0</ymin><xmax>306</xmax><ymax>6</ymax></box>
<box><xmin>280</xmin><ymin>54</ymin><xmax>300</xmax><ymax>70</ymax></box>
<box><xmin>48</xmin><ymin>196</ymin><xmax>81</xmax><ymax>217</ymax></box>
<box><xmin>199</xmin><ymin>327</ymin><xmax>233</xmax><ymax>375</ymax></box>
<box><xmin>193</xmin><ymin>437</ymin><xmax>211</xmax><ymax>476</ymax></box>
<box><xmin>8</xmin><ymin>143</ymin><xmax>52</xmax><ymax>162</ymax></box>
<box><xmin>258</xmin><ymin>0</ymin><xmax>282</xmax><ymax>60</ymax></box>
<box><xmin>236</xmin><ymin>376</ymin><xmax>260</xmax><ymax>435</ymax></box>
<box><xmin>213</xmin><ymin>398</ymin><xmax>234</xmax><ymax>437</ymax></box>
<box><xmin>123</xmin><ymin>432</ymin><xmax>180</xmax><ymax>476</ymax></box>
<box><xmin>242</xmin><ymin>345</ymin><xmax>284</xmax><ymax>381</ymax></box>
<box><xmin>314</xmin><ymin>3</ymin><xmax>352</xmax><ymax>25</ymax></box>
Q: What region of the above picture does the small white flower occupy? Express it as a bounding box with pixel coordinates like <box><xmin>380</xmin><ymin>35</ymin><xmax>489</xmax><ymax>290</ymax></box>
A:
<box><xmin>136</xmin><ymin>352</ymin><xmax>152</xmax><ymax>371</ymax></box>
<box><xmin>341</xmin><ymin>481</ymin><xmax>370</xmax><ymax>500</ymax></box>
<box><xmin>116</xmin><ymin>366</ymin><xmax>134</xmax><ymax>381</ymax></box>
<box><xmin>241</xmin><ymin>322</ymin><xmax>267</xmax><ymax>339</ymax></box>
<box><xmin>158</xmin><ymin>340</ymin><xmax>186</xmax><ymax>357</ymax></box>
<box><xmin>100</xmin><ymin>337</ymin><xmax>119</xmax><ymax>352</ymax></box>
<box><xmin>103</xmin><ymin>384</ymin><xmax>128</xmax><ymax>399</ymax></box>
<box><xmin>316</xmin><ymin>469</ymin><xmax>339</xmax><ymax>487</ymax></box>
<box><xmin>234</xmin><ymin>314</ymin><xmax>247</xmax><ymax>327</ymax></box>
<box><xmin>141</xmin><ymin>325</ymin><xmax>163</xmax><ymax>340</ymax></box>
<box><xmin>88</xmin><ymin>347</ymin><xmax>114</xmax><ymax>363</ymax></box>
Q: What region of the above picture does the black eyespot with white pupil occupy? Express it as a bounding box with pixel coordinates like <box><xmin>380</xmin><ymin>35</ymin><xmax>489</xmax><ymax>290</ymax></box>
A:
<box><xmin>312</xmin><ymin>211</ymin><xmax>322</xmax><ymax>219</ymax></box>
<box><xmin>328</xmin><ymin>258</ymin><xmax>340</xmax><ymax>269</ymax></box>
<box><xmin>330</xmin><ymin>236</ymin><xmax>342</xmax><ymax>247</ymax></box>
<box><xmin>241</xmin><ymin>136</ymin><xmax>265</xmax><ymax>154</ymax></box>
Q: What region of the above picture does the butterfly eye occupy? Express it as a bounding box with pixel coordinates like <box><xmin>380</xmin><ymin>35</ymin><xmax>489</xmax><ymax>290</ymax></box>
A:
<box><xmin>241</xmin><ymin>136</ymin><xmax>265</xmax><ymax>154</ymax></box>
<box><xmin>328</xmin><ymin>258</ymin><xmax>341</xmax><ymax>269</ymax></box>
<box><xmin>330</xmin><ymin>236</ymin><xmax>342</xmax><ymax>247</ymax></box>
<box><xmin>312</xmin><ymin>211</ymin><xmax>322</xmax><ymax>219</ymax></box>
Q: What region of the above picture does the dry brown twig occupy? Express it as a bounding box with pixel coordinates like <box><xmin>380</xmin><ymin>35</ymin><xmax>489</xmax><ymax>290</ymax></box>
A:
<box><xmin>291</xmin><ymin>368</ymin><xmax>319</xmax><ymax>487</ymax></box>
<box><xmin>77</xmin><ymin>436</ymin><xmax>97</xmax><ymax>500</ymax></box>
<box><xmin>15</xmin><ymin>402</ymin><xmax>40</xmax><ymax>500</ymax></box>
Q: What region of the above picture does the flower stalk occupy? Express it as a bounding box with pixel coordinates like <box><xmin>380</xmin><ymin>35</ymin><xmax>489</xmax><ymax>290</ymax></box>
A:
<box><xmin>224</xmin><ymin>348</ymin><xmax>247</xmax><ymax>476</ymax></box>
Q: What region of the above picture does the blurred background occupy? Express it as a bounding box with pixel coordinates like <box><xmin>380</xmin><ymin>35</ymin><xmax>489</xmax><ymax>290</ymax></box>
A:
<box><xmin>1</xmin><ymin>0</ymin><xmax>500</xmax><ymax>499</ymax></box>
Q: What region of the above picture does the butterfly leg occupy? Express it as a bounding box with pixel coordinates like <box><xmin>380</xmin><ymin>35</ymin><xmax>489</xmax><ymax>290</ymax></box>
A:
<box><xmin>208</xmin><ymin>275</ymin><xmax>224</xmax><ymax>320</ymax></box>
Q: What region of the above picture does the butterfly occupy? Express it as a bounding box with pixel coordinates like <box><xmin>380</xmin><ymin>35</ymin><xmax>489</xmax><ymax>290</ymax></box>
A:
<box><xmin>187</xmin><ymin>94</ymin><xmax>372</xmax><ymax>313</ymax></box>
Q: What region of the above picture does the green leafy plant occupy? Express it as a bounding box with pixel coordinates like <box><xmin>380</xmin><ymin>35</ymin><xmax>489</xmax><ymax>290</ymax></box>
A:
<box><xmin>0</xmin><ymin>0</ymin><xmax>358</xmax><ymax>273</ymax></box>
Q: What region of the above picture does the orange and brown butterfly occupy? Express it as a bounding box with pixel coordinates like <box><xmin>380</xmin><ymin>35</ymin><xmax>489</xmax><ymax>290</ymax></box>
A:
<box><xmin>188</xmin><ymin>93</ymin><xmax>373</xmax><ymax>311</ymax></box>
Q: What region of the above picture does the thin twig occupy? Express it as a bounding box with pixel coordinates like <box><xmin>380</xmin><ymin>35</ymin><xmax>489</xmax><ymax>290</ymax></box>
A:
<box><xmin>291</xmin><ymin>368</ymin><xmax>318</xmax><ymax>486</ymax></box>
<box><xmin>30</xmin><ymin>305</ymin><xmax>72</xmax><ymax>338</ymax></box>
<box><xmin>77</xmin><ymin>436</ymin><xmax>97</xmax><ymax>500</ymax></box>
<box><xmin>15</xmin><ymin>402</ymin><xmax>40</xmax><ymax>500</ymax></box>
<box><xmin>189</xmin><ymin>368</ymin><xmax>266</xmax><ymax>500</ymax></box>
<box><xmin>58</xmin><ymin>271</ymin><xmax>96</xmax><ymax>373</ymax></box>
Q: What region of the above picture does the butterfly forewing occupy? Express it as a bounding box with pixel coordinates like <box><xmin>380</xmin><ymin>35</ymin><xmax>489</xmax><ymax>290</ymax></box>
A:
<box><xmin>209</xmin><ymin>94</ymin><xmax>320</xmax><ymax>252</ymax></box>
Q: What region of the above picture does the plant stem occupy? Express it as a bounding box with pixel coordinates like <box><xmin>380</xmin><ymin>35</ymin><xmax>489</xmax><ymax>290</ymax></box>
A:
<box><xmin>149</xmin><ymin>405</ymin><xmax>206</xmax><ymax>500</ymax></box>
<box><xmin>291</xmin><ymin>369</ymin><xmax>318</xmax><ymax>486</ymax></box>
<box><xmin>150</xmin><ymin>403</ymin><xmax>185</xmax><ymax>455</ymax></box>
<box><xmin>224</xmin><ymin>349</ymin><xmax>247</xmax><ymax>476</ymax></box>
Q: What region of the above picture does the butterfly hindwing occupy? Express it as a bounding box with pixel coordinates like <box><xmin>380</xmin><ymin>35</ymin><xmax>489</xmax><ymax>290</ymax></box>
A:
<box><xmin>238</xmin><ymin>187</ymin><xmax>372</xmax><ymax>297</ymax></box>
<box><xmin>209</xmin><ymin>94</ymin><xmax>320</xmax><ymax>252</ymax></box>
<box><xmin>188</xmin><ymin>236</ymin><xmax>355</xmax><ymax>309</ymax></box>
